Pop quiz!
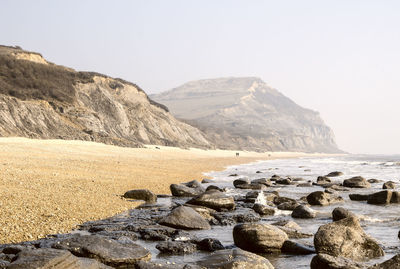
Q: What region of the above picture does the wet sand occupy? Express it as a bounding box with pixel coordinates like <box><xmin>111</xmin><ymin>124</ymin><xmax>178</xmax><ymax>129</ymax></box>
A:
<box><xmin>0</xmin><ymin>137</ymin><xmax>312</xmax><ymax>243</ymax></box>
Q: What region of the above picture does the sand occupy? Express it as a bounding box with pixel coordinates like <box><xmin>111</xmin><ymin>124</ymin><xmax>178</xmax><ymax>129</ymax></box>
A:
<box><xmin>0</xmin><ymin>137</ymin><xmax>314</xmax><ymax>243</ymax></box>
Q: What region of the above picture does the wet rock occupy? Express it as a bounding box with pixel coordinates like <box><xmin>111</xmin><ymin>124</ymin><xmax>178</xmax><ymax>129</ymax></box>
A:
<box><xmin>206</xmin><ymin>185</ymin><xmax>223</xmax><ymax>192</ymax></box>
<box><xmin>138</xmin><ymin>225</ymin><xmax>178</xmax><ymax>241</ymax></box>
<box><xmin>367</xmin><ymin>190</ymin><xmax>392</xmax><ymax>205</ymax></box>
<box><xmin>326</xmin><ymin>171</ymin><xmax>344</xmax><ymax>177</ymax></box>
<box><xmin>272</xmin><ymin>220</ymin><xmax>301</xmax><ymax>230</ymax></box>
<box><xmin>277</xmin><ymin>201</ymin><xmax>299</xmax><ymax>210</ymax></box>
<box><xmin>123</xmin><ymin>189</ymin><xmax>157</xmax><ymax>203</ymax></box>
<box><xmin>317</xmin><ymin>176</ymin><xmax>331</xmax><ymax>185</ymax></box>
<box><xmin>277</xmin><ymin>227</ymin><xmax>313</xmax><ymax>239</ymax></box>
<box><xmin>314</xmin><ymin>216</ymin><xmax>384</xmax><ymax>261</ymax></box>
<box><xmin>196</xmin><ymin>248</ymin><xmax>274</xmax><ymax>269</ymax></box>
<box><xmin>95</xmin><ymin>230</ymin><xmax>138</xmax><ymax>241</ymax></box>
<box><xmin>343</xmin><ymin>176</ymin><xmax>371</xmax><ymax>188</ymax></box>
<box><xmin>390</xmin><ymin>191</ymin><xmax>400</xmax><ymax>203</ymax></box>
<box><xmin>2</xmin><ymin>245</ymin><xmax>34</xmax><ymax>255</ymax></box>
<box><xmin>292</xmin><ymin>205</ymin><xmax>316</xmax><ymax>218</ymax></box>
<box><xmin>276</xmin><ymin>178</ymin><xmax>292</xmax><ymax>185</ymax></box>
<box><xmin>159</xmin><ymin>206</ymin><xmax>211</xmax><ymax>230</ymax></box>
<box><xmin>349</xmin><ymin>193</ymin><xmax>370</xmax><ymax>201</ymax></box>
<box><xmin>246</xmin><ymin>191</ymin><xmax>276</xmax><ymax>203</ymax></box>
<box><xmin>332</xmin><ymin>207</ymin><xmax>355</xmax><ymax>221</ymax></box>
<box><xmin>8</xmin><ymin>248</ymin><xmax>112</xmax><ymax>269</ymax></box>
<box><xmin>233</xmin><ymin>223</ymin><xmax>288</xmax><ymax>253</ymax></box>
<box><xmin>307</xmin><ymin>191</ymin><xmax>344</xmax><ymax>206</ymax></box>
<box><xmin>270</xmin><ymin>174</ymin><xmax>281</xmax><ymax>181</ymax></box>
<box><xmin>52</xmin><ymin>235</ymin><xmax>151</xmax><ymax>267</ymax></box>
<box><xmin>192</xmin><ymin>238</ymin><xmax>225</xmax><ymax>252</ymax></box>
<box><xmin>235</xmin><ymin>183</ymin><xmax>267</xmax><ymax>190</ymax></box>
<box><xmin>213</xmin><ymin>208</ymin><xmax>260</xmax><ymax>225</ymax></box>
<box><xmin>281</xmin><ymin>240</ymin><xmax>315</xmax><ymax>254</ymax></box>
<box><xmin>233</xmin><ymin>178</ymin><xmax>250</xmax><ymax>187</ymax></box>
<box><xmin>186</xmin><ymin>204</ymin><xmax>217</xmax><ymax>221</ymax></box>
<box><xmin>328</xmin><ymin>185</ymin><xmax>350</xmax><ymax>192</ymax></box>
<box><xmin>202</xmin><ymin>178</ymin><xmax>214</xmax><ymax>184</ymax></box>
<box><xmin>273</xmin><ymin>196</ymin><xmax>296</xmax><ymax>205</ymax></box>
<box><xmin>383</xmin><ymin>181</ymin><xmax>396</xmax><ymax>189</ymax></box>
<box><xmin>186</xmin><ymin>190</ymin><xmax>235</xmax><ymax>211</ymax></box>
<box><xmin>369</xmin><ymin>254</ymin><xmax>400</xmax><ymax>269</ymax></box>
<box><xmin>252</xmin><ymin>203</ymin><xmax>275</xmax><ymax>216</ymax></box>
<box><xmin>170</xmin><ymin>183</ymin><xmax>204</xmax><ymax>197</ymax></box>
<box><xmin>310</xmin><ymin>253</ymin><xmax>365</xmax><ymax>269</ymax></box>
<box><xmin>251</xmin><ymin>178</ymin><xmax>272</xmax><ymax>186</ymax></box>
<box><xmin>155</xmin><ymin>241</ymin><xmax>197</xmax><ymax>254</ymax></box>
<box><xmin>368</xmin><ymin>178</ymin><xmax>381</xmax><ymax>184</ymax></box>
<box><xmin>297</xmin><ymin>182</ymin><xmax>313</xmax><ymax>187</ymax></box>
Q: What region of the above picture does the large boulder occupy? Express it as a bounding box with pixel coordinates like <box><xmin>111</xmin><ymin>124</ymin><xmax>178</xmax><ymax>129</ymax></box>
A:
<box><xmin>187</xmin><ymin>190</ymin><xmax>235</xmax><ymax>211</ymax></box>
<box><xmin>159</xmin><ymin>206</ymin><xmax>211</xmax><ymax>230</ymax></box>
<box><xmin>123</xmin><ymin>189</ymin><xmax>156</xmax><ymax>203</ymax></box>
<box><xmin>369</xmin><ymin>254</ymin><xmax>400</xmax><ymax>269</ymax></box>
<box><xmin>343</xmin><ymin>176</ymin><xmax>371</xmax><ymax>188</ymax></box>
<box><xmin>367</xmin><ymin>190</ymin><xmax>392</xmax><ymax>205</ymax></box>
<box><xmin>291</xmin><ymin>205</ymin><xmax>316</xmax><ymax>219</ymax></box>
<box><xmin>314</xmin><ymin>216</ymin><xmax>384</xmax><ymax>261</ymax></box>
<box><xmin>233</xmin><ymin>223</ymin><xmax>288</xmax><ymax>253</ymax></box>
<box><xmin>196</xmin><ymin>248</ymin><xmax>274</xmax><ymax>269</ymax></box>
<box><xmin>52</xmin><ymin>235</ymin><xmax>151</xmax><ymax>267</ymax></box>
<box><xmin>307</xmin><ymin>191</ymin><xmax>344</xmax><ymax>206</ymax></box>
<box><xmin>170</xmin><ymin>181</ymin><xmax>205</xmax><ymax>197</ymax></box>
<box><xmin>310</xmin><ymin>253</ymin><xmax>365</xmax><ymax>269</ymax></box>
<box><xmin>7</xmin><ymin>248</ymin><xmax>112</xmax><ymax>269</ymax></box>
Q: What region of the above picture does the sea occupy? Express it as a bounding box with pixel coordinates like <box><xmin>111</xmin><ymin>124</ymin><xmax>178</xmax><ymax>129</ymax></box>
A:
<box><xmin>142</xmin><ymin>154</ymin><xmax>400</xmax><ymax>268</ymax></box>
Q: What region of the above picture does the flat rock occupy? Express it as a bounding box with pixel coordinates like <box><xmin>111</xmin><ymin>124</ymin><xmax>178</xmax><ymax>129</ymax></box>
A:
<box><xmin>8</xmin><ymin>248</ymin><xmax>112</xmax><ymax>269</ymax></box>
<box><xmin>187</xmin><ymin>190</ymin><xmax>235</xmax><ymax>211</ymax></box>
<box><xmin>326</xmin><ymin>171</ymin><xmax>344</xmax><ymax>177</ymax></box>
<box><xmin>310</xmin><ymin>253</ymin><xmax>366</xmax><ymax>269</ymax></box>
<box><xmin>196</xmin><ymin>248</ymin><xmax>274</xmax><ymax>269</ymax></box>
<box><xmin>314</xmin><ymin>216</ymin><xmax>384</xmax><ymax>261</ymax></box>
<box><xmin>155</xmin><ymin>241</ymin><xmax>197</xmax><ymax>254</ymax></box>
<box><xmin>192</xmin><ymin>238</ymin><xmax>225</xmax><ymax>252</ymax></box>
<box><xmin>123</xmin><ymin>189</ymin><xmax>157</xmax><ymax>203</ymax></box>
<box><xmin>52</xmin><ymin>235</ymin><xmax>151</xmax><ymax>267</ymax></box>
<box><xmin>233</xmin><ymin>223</ymin><xmax>288</xmax><ymax>253</ymax></box>
<box><xmin>159</xmin><ymin>206</ymin><xmax>211</xmax><ymax>230</ymax></box>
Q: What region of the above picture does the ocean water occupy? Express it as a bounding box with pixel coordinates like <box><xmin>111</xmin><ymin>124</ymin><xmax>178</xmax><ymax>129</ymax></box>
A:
<box><xmin>148</xmin><ymin>155</ymin><xmax>400</xmax><ymax>268</ymax></box>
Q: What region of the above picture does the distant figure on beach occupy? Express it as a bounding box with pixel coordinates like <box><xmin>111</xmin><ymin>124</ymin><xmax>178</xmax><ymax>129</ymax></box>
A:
<box><xmin>236</xmin><ymin>152</ymin><xmax>239</xmax><ymax>157</ymax></box>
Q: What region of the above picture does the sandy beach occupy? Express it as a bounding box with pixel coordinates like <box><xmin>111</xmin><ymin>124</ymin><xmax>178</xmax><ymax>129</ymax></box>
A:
<box><xmin>0</xmin><ymin>137</ymin><xmax>314</xmax><ymax>243</ymax></box>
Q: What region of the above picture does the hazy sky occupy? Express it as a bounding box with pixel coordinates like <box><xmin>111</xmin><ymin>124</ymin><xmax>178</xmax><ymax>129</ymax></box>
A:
<box><xmin>1</xmin><ymin>0</ymin><xmax>399</xmax><ymax>154</ymax></box>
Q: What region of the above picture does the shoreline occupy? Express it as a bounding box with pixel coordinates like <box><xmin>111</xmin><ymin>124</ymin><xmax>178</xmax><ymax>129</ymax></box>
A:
<box><xmin>0</xmin><ymin>137</ymin><xmax>324</xmax><ymax>243</ymax></box>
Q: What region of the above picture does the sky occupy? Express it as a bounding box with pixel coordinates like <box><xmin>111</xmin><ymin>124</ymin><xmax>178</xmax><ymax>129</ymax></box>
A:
<box><xmin>1</xmin><ymin>0</ymin><xmax>399</xmax><ymax>154</ymax></box>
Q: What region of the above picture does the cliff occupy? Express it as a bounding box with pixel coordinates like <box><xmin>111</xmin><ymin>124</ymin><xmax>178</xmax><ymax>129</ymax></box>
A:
<box><xmin>151</xmin><ymin>77</ymin><xmax>341</xmax><ymax>153</ymax></box>
<box><xmin>0</xmin><ymin>45</ymin><xmax>211</xmax><ymax>148</ymax></box>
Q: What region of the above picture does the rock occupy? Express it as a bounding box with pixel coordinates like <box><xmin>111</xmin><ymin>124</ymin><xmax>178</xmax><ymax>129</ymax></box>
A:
<box><xmin>349</xmin><ymin>193</ymin><xmax>370</xmax><ymax>201</ymax></box>
<box><xmin>2</xmin><ymin>245</ymin><xmax>34</xmax><ymax>255</ymax></box>
<box><xmin>314</xmin><ymin>216</ymin><xmax>384</xmax><ymax>261</ymax></box>
<box><xmin>383</xmin><ymin>181</ymin><xmax>396</xmax><ymax>189</ymax></box>
<box><xmin>273</xmin><ymin>196</ymin><xmax>296</xmax><ymax>205</ymax></box>
<box><xmin>233</xmin><ymin>178</ymin><xmax>250</xmax><ymax>187</ymax></box>
<box><xmin>233</xmin><ymin>223</ymin><xmax>288</xmax><ymax>253</ymax></box>
<box><xmin>123</xmin><ymin>189</ymin><xmax>157</xmax><ymax>203</ymax></box>
<box><xmin>206</xmin><ymin>185</ymin><xmax>223</xmax><ymax>192</ymax></box>
<box><xmin>138</xmin><ymin>225</ymin><xmax>178</xmax><ymax>241</ymax></box>
<box><xmin>297</xmin><ymin>182</ymin><xmax>313</xmax><ymax>187</ymax></box>
<box><xmin>186</xmin><ymin>205</ymin><xmax>217</xmax><ymax>221</ymax></box>
<box><xmin>193</xmin><ymin>238</ymin><xmax>225</xmax><ymax>252</ymax></box>
<box><xmin>369</xmin><ymin>254</ymin><xmax>400</xmax><ymax>269</ymax></box>
<box><xmin>281</xmin><ymin>240</ymin><xmax>315</xmax><ymax>254</ymax></box>
<box><xmin>317</xmin><ymin>176</ymin><xmax>331</xmax><ymax>184</ymax></box>
<box><xmin>343</xmin><ymin>176</ymin><xmax>371</xmax><ymax>188</ymax></box>
<box><xmin>252</xmin><ymin>203</ymin><xmax>275</xmax><ymax>216</ymax></box>
<box><xmin>246</xmin><ymin>191</ymin><xmax>276</xmax><ymax>202</ymax></box>
<box><xmin>332</xmin><ymin>207</ymin><xmax>355</xmax><ymax>221</ymax></box>
<box><xmin>276</xmin><ymin>178</ymin><xmax>292</xmax><ymax>185</ymax></box>
<box><xmin>235</xmin><ymin>183</ymin><xmax>266</xmax><ymax>190</ymax></box>
<box><xmin>391</xmin><ymin>191</ymin><xmax>400</xmax><ymax>203</ymax></box>
<box><xmin>196</xmin><ymin>248</ymin><xmax>274</xmax><ymax>269</ymax></box>
<box><xmin>277</xmin><ymin>201</ymin><xmax>300</xmax><ymax>210</ymax></box>
<box><xmin>326</xmin><ymin>171</ymin><xmax>344</xmax><ymax>177</ymax></box>
<box><xmin>212</xmin><ymin>208</ymin><xmax>260</xmax><ymax>225</ymax></box>
<box><xmin>170</xmin><ymin>183</ymin><xmax>204</xmax><ymax>197</ymax></box>
<box><xmin>159</xmin><ymin>206</ymin><xmax>211</xmax><ymax>230</ymax></box>
<box><xmin>256</xmin><ymin>171</ymin><xmax>263</xmax><ymax>173</ymax></box>
<box><xmin>277</xmin><ymin>227</ymin><xmax>313</xmax><ymax>239</ymax></box>
<box><xmin>155</xmin><ymin>241</ymin><xmax>197</xmax><ymax>254</ymax></box>
<box><xmin>271</xmin><ymin>174</ymin><xmax>281</xmax><ymax>181</ymax></box>
<box><xmin>272</xmin><ymin>220</ymin><xmax>301</xmax><ymax>230</ymax></box>
<box><xmin>251</xmin><ymin>178</ymin><xmax>272</xmax><ymax>186</ymax></box>
<box><xmin>292</xmin><ymin>205</ymin><xmax>316</xmax><ymax>218</ymax></box>
<box><xmin>229</xmin><ymin>174</ymin><xmax>239</xmax><ymax>177</ymax></box>
<box><xmin>52</xmin><ymin>235</ymin><xmax>151</xmax><ymax>267</ymax></box>
<box><xmin>367</xmin><ymin>190</ymin><xmax>392</xmax><ymax>205</ymax></box>
<box><xmin>7</xmin><ymin>248</ymin><xmax>112</xmax><ymax>269</ymax></box>
<box><xmin>368</xmin><ymin>178</ymin><xmax>381</xmax><ymax>183</ymax></box>
<box><xmin>327</xmin><ymin>185</ymin><xmax>350</xmax><ymax>192</ymax></box>
<box><xmin>310</xmin><ymin>253</ymin><xmax>365</xmax><ymax>269</ymax></box>
<box><xmin>307</xmin><ymin>191</ymin><xmax>344</xmax><ymax>206</ymax></box>
<box><xmin>187</xmin><ymin>190</ymin><xmax>235</xmax><ymax>211</ymax></box>
<box><xmin>202</xmin><ymin>178</ymin><xmax>214</xmax><ymax>183</ymax></box>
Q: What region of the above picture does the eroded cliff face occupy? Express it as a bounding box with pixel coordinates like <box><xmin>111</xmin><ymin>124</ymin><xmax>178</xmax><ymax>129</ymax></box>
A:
<box><xmin>0</xmin><ymin>46</ymin><xmax>210</xmax><ymax>148</ymax></box>
<box><xmin>151</xmin><ymin>77</ymin><xmax>341</xmax><ymax>153</ymax></box>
